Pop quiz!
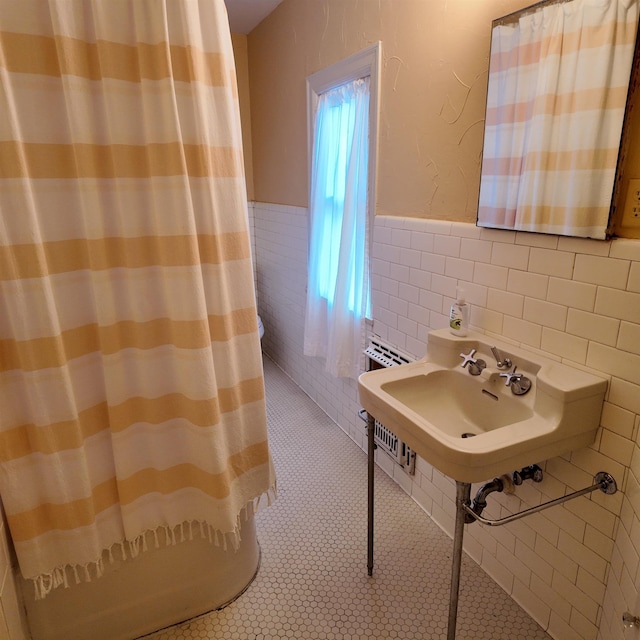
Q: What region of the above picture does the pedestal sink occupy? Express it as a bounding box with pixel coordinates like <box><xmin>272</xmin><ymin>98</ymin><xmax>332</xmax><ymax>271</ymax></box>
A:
<box><xmin>358</xmin><ymin>328</ymin><xmax>607</xmax><ymax>483</ymax></box>
<box><xmin>359</xmin><ymin>329</ymin><xmax>609</xmax><ymax>640</ymax></box>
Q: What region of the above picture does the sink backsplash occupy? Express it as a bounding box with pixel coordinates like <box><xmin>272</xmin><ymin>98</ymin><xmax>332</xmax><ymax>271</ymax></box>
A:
<box><xmin>425</xmin><ymin>330</ymin><xmax>542</xmax><ymax>377</ymax></box>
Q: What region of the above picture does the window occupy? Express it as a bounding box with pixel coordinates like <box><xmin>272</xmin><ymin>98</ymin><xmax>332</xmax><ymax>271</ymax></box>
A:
<box><xmin>314</xmin><ymin>78</ymin><xmax>370</xmax><ymax>312</ymax></box>
<box><xmin>303</xmin><ymin>44</ymin><xmax>380</xmax><ymax>379</ymax></box>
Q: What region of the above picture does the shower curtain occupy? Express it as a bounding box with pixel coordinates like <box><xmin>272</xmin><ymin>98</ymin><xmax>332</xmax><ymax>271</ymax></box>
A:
<box><xmin>0</xmin><ymin>0</ymin><xmax>276</xmax><ymax>599</ymax></box>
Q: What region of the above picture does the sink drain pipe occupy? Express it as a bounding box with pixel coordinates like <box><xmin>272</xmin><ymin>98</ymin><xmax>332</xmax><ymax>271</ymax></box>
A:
<box><xmin>463</xmin><ymin>476</ymin><xmax>506</xmax><ymax>524</ymax></box>
<box><xmin>463</xmin><ymin>471</ymin><xmax>617</xmax><ymax>527</ymax></box>
<box><xmin>464</xmin><ymin>465</ymin><xmax>545</xmax><ymax>523</ymax></box>
<box><xmin>446</xmin><ymin>472</ymin><xmax>617</xmax><ymax>640</ymax></box>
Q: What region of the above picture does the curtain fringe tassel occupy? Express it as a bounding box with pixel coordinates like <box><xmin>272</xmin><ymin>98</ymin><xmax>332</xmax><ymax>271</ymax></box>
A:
<box><xmin>31</xmin><ymin>486</ymin><xmax>276</xmax><ymax>600</ymax></box>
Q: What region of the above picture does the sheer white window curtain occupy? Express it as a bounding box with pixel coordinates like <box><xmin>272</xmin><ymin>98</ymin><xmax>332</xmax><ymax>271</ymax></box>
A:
<box><xmin>304</xmin><ymin>77</ymin><xmax>371</xmax><ymax>379</ymax></box>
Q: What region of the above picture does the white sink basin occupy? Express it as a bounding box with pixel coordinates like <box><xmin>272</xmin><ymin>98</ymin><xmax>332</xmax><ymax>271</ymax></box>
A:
<box><xmin>381</xmin><ymin>369</ymin><xmax>534</xmax><ymax>436</ymax></box>
<box><xmin>358</xmin><ymin>329</ymin><xmax>607</xmax><ymax>483</ymax></box>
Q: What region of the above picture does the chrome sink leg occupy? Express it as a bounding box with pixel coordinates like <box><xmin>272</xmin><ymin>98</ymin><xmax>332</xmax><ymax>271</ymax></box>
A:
<box><xmin>367</xmin><ymin>412</ymin><xmax>375</xmax><ymax>576</ymax></box>
<box><xmin>448</xmin><ymin>481</ymin><xmax>471</xmax><ymax>640</ymax></box>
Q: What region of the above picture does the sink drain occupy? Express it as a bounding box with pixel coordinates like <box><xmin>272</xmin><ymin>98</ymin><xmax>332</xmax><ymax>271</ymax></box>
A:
<box><xmin>461</xmin><ymin>432</ymin><xmax>476</xmax><ymax>438</ymax></box>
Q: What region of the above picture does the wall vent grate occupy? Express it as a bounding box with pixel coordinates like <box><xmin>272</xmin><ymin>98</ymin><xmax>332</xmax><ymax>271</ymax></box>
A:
<box><xmin>361</xmin><ymin>338</ymin><xmax>416</xmax><ymax>475</ymax></box>
<box><xmin>364</xmin><ymin>338</ymin><xmax>412</xmax><ymax>368</ymax></box>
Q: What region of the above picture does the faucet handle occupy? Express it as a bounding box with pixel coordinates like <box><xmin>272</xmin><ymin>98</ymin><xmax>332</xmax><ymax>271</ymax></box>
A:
<box><xmin>460</xmin><ymin>349</ymin><xmax>486</xmax><ymax>376</ymax></box>
<box><xmin>499</xmin><ymin>366</ymin><xmax>532</xmax><ymax>395</ymax></box>
<box><xmin>459</xmin><ymin>349</ymin><xmax>478</xmax><ymax>368</ymax></box>
<box><xmin>499</xmin><ymin>366</ymin><xmax>521</xmax><ymax>385</ymax></box>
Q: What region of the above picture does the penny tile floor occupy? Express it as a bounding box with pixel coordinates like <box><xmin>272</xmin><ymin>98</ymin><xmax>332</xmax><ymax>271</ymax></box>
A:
<box><xmin>145</xmin><ymin>356</ymin><xmax>551</xmax><ymax>639</ymax></box>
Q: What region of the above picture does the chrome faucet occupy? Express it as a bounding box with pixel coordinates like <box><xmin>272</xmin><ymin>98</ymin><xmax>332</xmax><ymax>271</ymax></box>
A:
<box><xmin>490</xmin><ymin>346</ymin><xmax>512</xmax><ymax>370</ymax></box>
<box><xmin>461</xmin><ymin>347</ymin><xmax>531</xmax><ymax>393</ymax></box>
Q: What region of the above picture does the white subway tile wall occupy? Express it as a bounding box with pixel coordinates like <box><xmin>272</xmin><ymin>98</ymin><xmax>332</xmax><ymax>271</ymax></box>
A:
<box><xmin>247</xmin><ymin>202</ymin><xmax>257</xmax><ymax>299</ymax></box>
<box><xmin>253</xmin><ymin>204</ymin><xmax>640</xmax><ymax>640</ymax></box>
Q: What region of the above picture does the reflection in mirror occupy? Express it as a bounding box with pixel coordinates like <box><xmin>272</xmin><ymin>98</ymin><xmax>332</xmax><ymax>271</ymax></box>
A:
<box><xmin>477</xmin><ymin>0</ymin><xmax>639</xmax><ymax>239</ymax></box>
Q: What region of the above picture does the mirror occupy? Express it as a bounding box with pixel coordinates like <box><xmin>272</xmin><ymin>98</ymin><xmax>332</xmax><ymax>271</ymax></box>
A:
<box><xmin>477</xmin><ymin>0</ymin><xmax>639</xmax><ymax>239</ymax></box>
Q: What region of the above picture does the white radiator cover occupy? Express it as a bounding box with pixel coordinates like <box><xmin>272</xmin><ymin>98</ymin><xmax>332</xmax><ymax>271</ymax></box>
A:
<box><xmin>363</xmin><ymin>338</ymin><xmax>416</xmax><ymax>475</ymax></box>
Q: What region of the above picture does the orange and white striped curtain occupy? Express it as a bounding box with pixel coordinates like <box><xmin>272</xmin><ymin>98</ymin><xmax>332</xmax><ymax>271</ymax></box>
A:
<box><xmin>478</xmin><ymin>0</ymin><xmax>638</xmax><ymax>239</ymax></box>
<box><xmin>0</xmin><ymin>0</ymin><xmax>275</xmax><ymax>598</ymax></box>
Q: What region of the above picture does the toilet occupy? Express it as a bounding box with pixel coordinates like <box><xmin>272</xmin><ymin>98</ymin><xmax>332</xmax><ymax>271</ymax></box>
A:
<box><xmin>257</xmin><ymin>315</ymin><xmax>264</xmax><ymax>340</ymax></box>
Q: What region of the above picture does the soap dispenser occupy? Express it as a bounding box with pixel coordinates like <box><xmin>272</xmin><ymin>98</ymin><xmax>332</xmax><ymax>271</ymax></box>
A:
<box><xmin>449</xmin><ymin>288</ymin><xmax>469</xmax><ymax>336</ymax></box>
